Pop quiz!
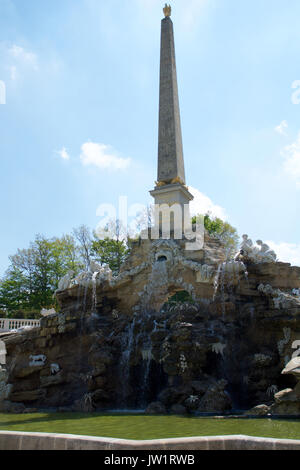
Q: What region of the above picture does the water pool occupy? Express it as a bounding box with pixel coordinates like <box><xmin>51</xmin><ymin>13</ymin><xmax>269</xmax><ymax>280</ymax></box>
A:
<box><xmin>0</xmin><ymin>413</ymin><xmax>299</xmax><ymax>440</ymax></box>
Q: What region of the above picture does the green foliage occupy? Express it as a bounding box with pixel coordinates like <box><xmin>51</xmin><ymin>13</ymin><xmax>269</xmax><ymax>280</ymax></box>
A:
<box><xmin>73</xmin><ymin>225</ymin><xmax>92</xmax><ymax>270</ymax></box>
<box><xmin>0</xmin><ymin>214</ymin><xmax>238</xmax><ymax>318</ymax></box>
<box><xmin>0</xmin><ymin>269</ymin><xmax>28</xmax><ymax>313</ymax></box>
<box><xmin>192</xmin><ymin>213</ymin><xmax>239</xmax><ymax>258</ymax></box>
<box><xmin>0</xmin><ymin>223</ymin><xmax>131</xmax><ymax>318</ymax></box>
<box><xmin>167</xmin><ymin>290</ymin><xmax>194</xmax><ymax>303</ymax></box>
<box><xmin>0</xmin><ymin>233</ymin><xmax>82</xmax><ymax>318</ymax></box>
<box><xmin>91</xmin><ymin>238</ymin><xmax>129</xmax><ymax>275</ymax></box>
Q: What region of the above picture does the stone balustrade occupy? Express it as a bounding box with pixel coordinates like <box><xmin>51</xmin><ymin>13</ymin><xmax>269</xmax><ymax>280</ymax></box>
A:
<box><xmin>0</xmin><ymin>432</ymin><xmax>300</xmax><ymax>450</ymax></box>
<box><xmin>0</xmin><ymin>318</ymin><xmax>40</xmax><ymax>332</ymax></box>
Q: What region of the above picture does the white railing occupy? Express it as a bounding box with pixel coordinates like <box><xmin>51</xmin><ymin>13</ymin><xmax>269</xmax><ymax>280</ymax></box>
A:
<box><xmin>0</xmin><ymin>318</ymin><xmax>40</xmax><ymax>332</ymax></box>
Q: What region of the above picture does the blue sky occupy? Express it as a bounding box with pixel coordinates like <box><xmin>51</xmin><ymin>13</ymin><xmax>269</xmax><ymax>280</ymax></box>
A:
<box><xmin>1</xmin><ymin>0</ymin><xmax>300</xmax><ymax>274</ymax></box>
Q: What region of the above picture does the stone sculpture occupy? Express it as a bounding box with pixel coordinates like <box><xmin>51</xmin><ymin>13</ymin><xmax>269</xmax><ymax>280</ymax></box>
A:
<box><xmin>89</xmin><ymin>260</ymin><xmax>102</xmax><ymax>273</ymax></box>
<box><xmin>282</xmin><ymin>357</ymin><xmax>300</xmax><ymax>378</ymax></box>
<box><xmin>57</xmin><ymin>271</ymin><xmax>75</xmax><ymax>291</ymax></box>
<box><xmin>50</xmin><ymin>363</ymin><xmax>60</xmax><ymax>375</ymax></box>
<box><xmin>29</xmin><ymin>355</ymin><xmax>47</xmax><ymax>367</ymax></box>
<box><xmin>267</xmin><ymin>357</ymin><xmax>300</xmax><ymax>415</ymax></box>
<box><xmin>41</xmin><ymin>308</ymin><xmax>56</xmax><ymax>317</ymax></box>
<box><xmin>258</xmin><ymin>284</ymin><xmax>300</xmax><ymax>310</ymax></box>
<box><xmin>256</xmin><ymin>240</ymin><xmax>277</xmax><ymax>262</ymax></box>
<box><xmin>235</xmin><ymin>235</ymin><xmax>277</xmax><ymax>264</ymax></box>
<box><xmin>163</xmin><ymin>3</ymin><xmax>171</xmax><ymax>18</ymax></box>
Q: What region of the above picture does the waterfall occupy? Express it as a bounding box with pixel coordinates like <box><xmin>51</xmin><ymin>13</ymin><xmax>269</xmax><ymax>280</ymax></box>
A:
<box><xmin>118</xmin><ymin>259</ymin><xmax>172</xmax><ymax>408</ymax></box>
<box><xmin>220</xmin><ymin>263</ymin><xmax>226</xmax><ymax>319</ymax></box>
<box><xmin>141</xmin><ymin>344</ymin><xmax>153</xmax><ymax>405</ymax></box>
<box><xmin>213</xmin><ymin>264</ymin><xmax>222</xmax><ymax>301</ymax></box>
<box><xmin>76</xmin><ymin>274</ymin><xmax>92</xmax><ymax>382</ymax></box>
<box><xmin>141</xmin><ymin>260</ymin><xmax>169</xmax><ymax>311</ymax></box>
<box><xmin>213</xmin><ymin>261</ymin><xmax>247</xmax><ymax>319</ymax></box>
<box><xmin>92</xmin><ymin>272</ymin><xmax>99</xmax><ymax>314</ymax></box>
<box><xmin>120</xmin><ymin>317</ymin><xmax>136</xmax><ymax>406</ymax></box>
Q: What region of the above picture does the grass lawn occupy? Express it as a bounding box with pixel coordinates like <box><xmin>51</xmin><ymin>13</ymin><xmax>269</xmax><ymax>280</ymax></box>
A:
<box><xmin>0</xmin><ymin>413</ymin><xmax>300</xmax><ymax>440</ymax></box>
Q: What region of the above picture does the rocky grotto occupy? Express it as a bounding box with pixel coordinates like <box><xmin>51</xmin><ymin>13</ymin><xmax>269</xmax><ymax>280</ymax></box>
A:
<box><xmin>1</xmin><ymin>7</ymin><xmax>300</xmax><ymax>417</ymax></box>
<box><xmin>1</xmin><ymin>233</ymin><xmax>300</xmax><ymax>416</ymax></box>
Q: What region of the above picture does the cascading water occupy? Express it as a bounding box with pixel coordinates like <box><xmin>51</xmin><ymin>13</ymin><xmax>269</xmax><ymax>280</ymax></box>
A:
<box><xmin>120</xmin><ymin>316</ymin><xmax>136</xmax><ymax>406</ymax></box>
<box><xmin>220</xmin><ymin>263</ymin><xmax>226</xmax><ymax>319</ymax></box>
<box><xmin>118</xmin><ymin>260</ymin><xmax>171</xmax><ymax>408</ymax></box>
<box><xmin>213</xmin><ymin>260</ymin><xmax>248</xmax><ymax>319</ymax></box>
<box><xmin>141</xmin><ymin>341</ymin><xmax>153</xmax><ymax>405</ymax></box>
<box><xmin>141</xmin><ymin>314</ymin><xmax>168</xmax><ymax>405</ymax></box>
<box><xmin>91</xmin><ymin>271</ymin><xmax>99</xmax><ymax>314</ymax></box>
<box><xmin>141</xmin><ymin>259</ymin><xmax>169</xmax><ymax>311</ymax></box>
<box><xmin>213</xmin><ymin>264</ymin><xmax>222</xmax><ymax>301</ymax></box>
<box><xmin>75</xmin><ymin>281</ymin><xmax>85</xmax><ymax>371</ymax></box>
<box><xmin>76</xmin><ymin>270</ymin><xmax>98</xmax><ymax>394</ymax></box>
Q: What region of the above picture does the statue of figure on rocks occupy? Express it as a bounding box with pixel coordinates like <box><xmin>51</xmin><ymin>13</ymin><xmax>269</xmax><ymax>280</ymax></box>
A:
<box><xmin>267</xmin><ymin>357</ymin><xmax>300</xmax><ymax>415</ymax></box>
<box><xmin>89</xmin><ymin>262</ymin><xmax>112</xmax><ymax>283</ymax></box>
<box><xmin>40</xmin><ymin>308</ymin><xmax>56</xmax><ymax>317</ymax></box>
<box><xmin>89</xmin><ymin>260</ymin><xmax>102</xmax><ymax>273</ymax></box>
<box><xmin>256</xmin><ymin>240</ymin><xmax>277</xmax><ymax>262</ymax></box>
<box><xmin>50</xmin><ymin>363</ymin><xmax>60</xmax><ymax>375</ymax></box>
<box><xmin>258</xmin><ymin>284</ymin><xmax>274</xmax><ymax>296</ymax></box>
<box><xmin>29</xmin><ymin>355</ymin><xmax>47</xmax><ymax>367</ymax></box>
<box><xmin>240</xmin><ymin>234</ymin><xmax>253</xmax><ymax>256</ymax></box>
<box><xmin>57</xmin><ymin>271</ymin><xmax>75</xmax><ymax>291</ymax></box>
<box><xmin>235</xmin><ymin>235</ymin><xmax>277</xmax><ymax>264</ymax></box>
<box><xmin>56</xmin><ymin>262</ymin><xmax>113</xmax><ymax>291</ymax></box>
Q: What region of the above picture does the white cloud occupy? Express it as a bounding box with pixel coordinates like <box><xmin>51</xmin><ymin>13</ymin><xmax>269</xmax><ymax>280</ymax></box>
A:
<box><xmin>281</xmin><ymin>132</ymin><xmax>300</xmax><ymax>187</ymax></box>
<box><xmin>0</xmin><ymin>42</ymin><xmax>39</xmax><ymax>82</ymax></box>
<box><xmin>57</xmin><ymin>147</ymin><xmax>70</xmax><ymax>161</ymax></box>
<box><xmin>80</xmin><ymin>142</ymin><xmax>131</xmax><ymax>171</ymax></box>
<box><xmin>266</xmin><ymin>240</ymin><xmax>300</xmax><ymax>267</ymax></box>
<box><xmin>9</xmin><ymin>45</ymin><xmax>38</xmax><ymax>71</ymax></box>
<box><xmin>189</xmin><ymin>186</ymin><xmax>228</xmax><ymax>220</ymax></box>
<box><xmin>275</xmin><ymin>120</ymin><xmax>288</xmax><ymax>136</ymax></box>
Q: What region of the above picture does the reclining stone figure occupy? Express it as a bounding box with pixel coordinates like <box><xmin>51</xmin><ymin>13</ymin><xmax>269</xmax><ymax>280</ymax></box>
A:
<box><xmin>235</xmin><ymin>235</ymin><xmax>277</xmax><ymax>264</ymax></box>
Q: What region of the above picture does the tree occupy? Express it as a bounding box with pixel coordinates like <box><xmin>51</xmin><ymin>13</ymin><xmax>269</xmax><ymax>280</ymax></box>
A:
<box><xmin>192</xmin><ymin>213</ymin><xmax>239</xmax><ymax>258</ymax></box>
<box><xmin>131</xmin><ymin>204</ymin><xmax>154</xmax><ymax>237</ymax></box>
<box><xmin>92</xmin><ymin>218</ymin><xmax>130</xmax><ymax>274</ymax></box>
<box><xmin>31</xmin><ymin>235</ymin><xmax>54</xmax><ymax>307</ymax></box>
<box><xmin>8</xmin><ymin>248</ymin><xmax>36</xmax><ymax>310</ymax></box>
<box><xmin>49</xmin><ymin>234</ymin><xmax>82</xmax><ymax>286</ymax></box>
<box><xmin>0</xmin><ymin>270</ymin><xmax>28</xmax><ymax>315</ymax></box>
<box><xmin>73</xmin><ymin>225</ymin><xmax>92</xmax><ymax>270</ymax></box>
<box><xmin>91</xmin><ymin>238</ymin><xmax>129</xmax><ymax>275</ymax></box>
<box><xmin>0</xmin><ymin>233</ymin><xmax>83</xmax><ymax>318</ymax></box>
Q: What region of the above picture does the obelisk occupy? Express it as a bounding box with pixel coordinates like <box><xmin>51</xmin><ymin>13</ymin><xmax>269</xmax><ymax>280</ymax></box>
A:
<box><xmin>150</xmin><ymin>4</ymin><xmax>193</xmax><ymax>232</ymax></box>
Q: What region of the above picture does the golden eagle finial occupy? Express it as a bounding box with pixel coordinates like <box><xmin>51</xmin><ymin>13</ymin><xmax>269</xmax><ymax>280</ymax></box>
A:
<box><xmin>163</xmin><ymin>3</ymin><xmax>171</xmax><ymax>17</ymax></box>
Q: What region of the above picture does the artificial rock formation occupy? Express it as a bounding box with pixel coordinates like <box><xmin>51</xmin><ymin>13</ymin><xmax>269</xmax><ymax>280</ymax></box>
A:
<box><xmin>1</xmin><ymin>232</ymin><xmax>300</xmax><ymax>415</ymax></box>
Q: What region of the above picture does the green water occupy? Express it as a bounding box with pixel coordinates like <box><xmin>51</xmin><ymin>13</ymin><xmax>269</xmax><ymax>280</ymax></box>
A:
<box><xmin>0</xmin><ymin>413</ymin><xmax>300</xmax><ymax>440</ymax></box>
